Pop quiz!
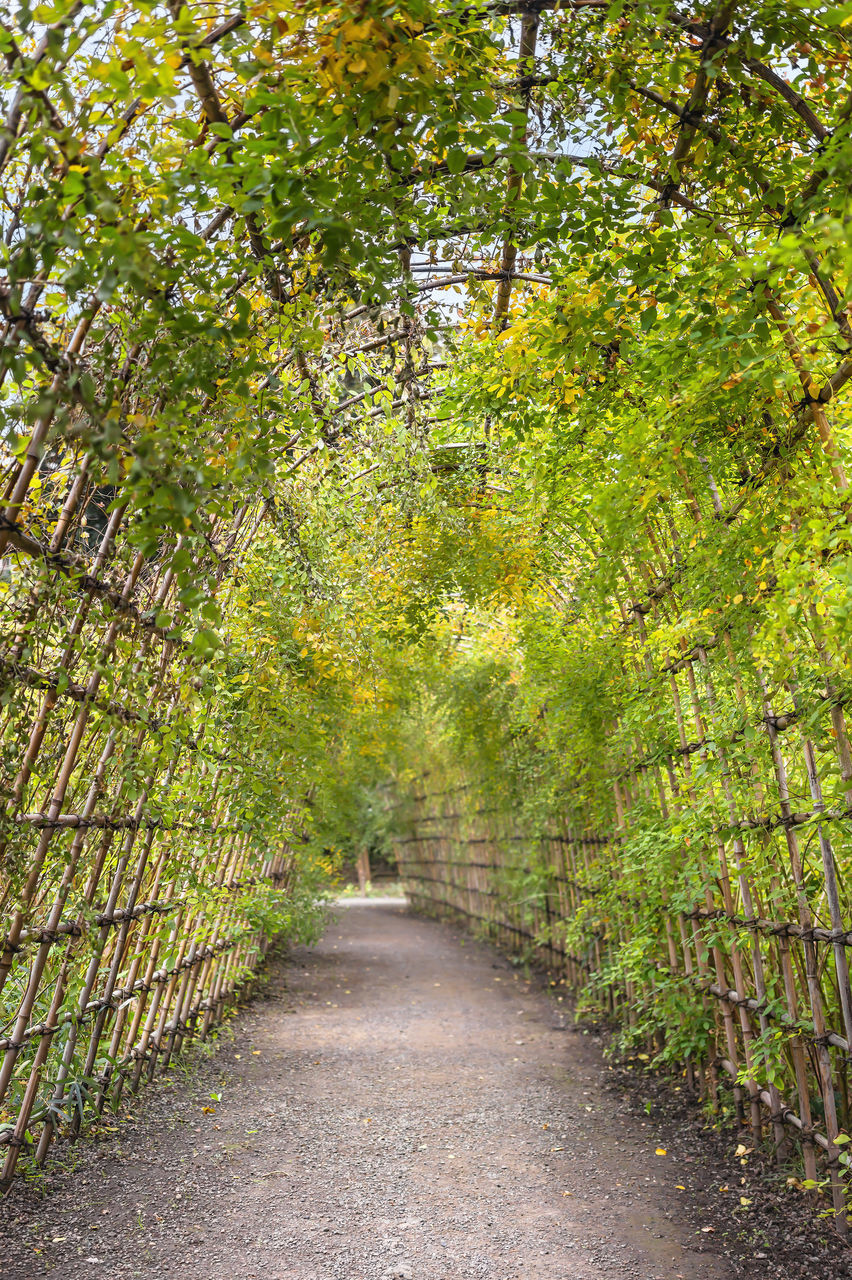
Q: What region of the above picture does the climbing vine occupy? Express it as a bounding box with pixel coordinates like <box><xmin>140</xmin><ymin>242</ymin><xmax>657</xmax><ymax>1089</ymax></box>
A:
<box><xmin>3</xmin><ymin>0</ymin><xmax>852</xmax><ymax>1235</ymax></box>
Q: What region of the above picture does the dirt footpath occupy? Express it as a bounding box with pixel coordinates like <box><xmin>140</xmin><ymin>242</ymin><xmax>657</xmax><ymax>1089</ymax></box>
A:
<box><xmin>1</xmin><ymin>903</ymin><xmax>843</xmax><ymax>1279</ymax></box>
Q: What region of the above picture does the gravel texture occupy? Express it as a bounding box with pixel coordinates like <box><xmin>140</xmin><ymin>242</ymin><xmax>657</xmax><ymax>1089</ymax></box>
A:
<box><xmin>1</xmin><ymin>901</ymin><xmax>848</xmax><ymax>1279</ymax></box>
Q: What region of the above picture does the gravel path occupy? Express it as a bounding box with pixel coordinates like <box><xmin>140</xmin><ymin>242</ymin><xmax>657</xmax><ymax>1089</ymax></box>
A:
<box><xmin>0</xmin><ymin>902</ymin><xmax>811</xmax><ymax>1279</ymax></box>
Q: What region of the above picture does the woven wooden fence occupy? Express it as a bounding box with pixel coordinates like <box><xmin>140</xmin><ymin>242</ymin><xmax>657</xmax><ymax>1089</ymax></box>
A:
<box><xmin>395</xmin><ymin>624</ymin><xmax>852</xmax><ymax>1235</ymax></box>
<box><xmin>0</xmin><ymin>5</ymin><xmax>313</xmax><ymax>1178</ymax></box>
<box><xmin>0</xmin><ymin>466</ymin><xmax>305</xmax><ymax>1185</ymax></box>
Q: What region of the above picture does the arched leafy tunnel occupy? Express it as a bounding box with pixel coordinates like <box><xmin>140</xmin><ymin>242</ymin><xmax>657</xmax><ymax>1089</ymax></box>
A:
<box><xmin>3</xmin><ymin>0</ymin><xmax>852</xmax><ymax>1242</ymax></box>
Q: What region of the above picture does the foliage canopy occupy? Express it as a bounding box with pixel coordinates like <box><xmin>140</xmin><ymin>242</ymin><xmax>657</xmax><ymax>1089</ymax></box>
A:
<box><xmin>4</xmin><ymin>0</ymin><xmax>852</xmax><ymax>1217</ymax></box>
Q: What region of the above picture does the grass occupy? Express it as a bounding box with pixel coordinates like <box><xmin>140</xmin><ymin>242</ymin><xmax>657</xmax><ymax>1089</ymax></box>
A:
<box><xmin>336</xmin><ymin>880</ymin><xmax>406</xmax><ymax>899</ymax></box>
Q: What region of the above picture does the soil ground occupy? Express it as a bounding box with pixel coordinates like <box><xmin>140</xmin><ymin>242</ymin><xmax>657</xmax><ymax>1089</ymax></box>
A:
<box><xmin>2</xmin><ymin>901</ymin><xmax>849</xmax><ymax>1279</ymax></box>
